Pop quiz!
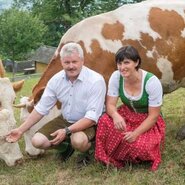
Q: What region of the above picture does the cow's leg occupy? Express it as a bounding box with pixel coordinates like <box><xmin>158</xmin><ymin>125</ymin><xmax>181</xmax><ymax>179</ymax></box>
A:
<box><xmin>24</xmin><ymin>130</ymin><xmax>45</xmax><ymax>156</ymax></box>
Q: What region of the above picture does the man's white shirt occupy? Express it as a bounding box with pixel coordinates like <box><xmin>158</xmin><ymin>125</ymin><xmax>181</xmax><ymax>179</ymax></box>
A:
<box><xmin>35</xmin><ymin>66</ymin><xmax>106</xmax><ymax>123</ymax></box>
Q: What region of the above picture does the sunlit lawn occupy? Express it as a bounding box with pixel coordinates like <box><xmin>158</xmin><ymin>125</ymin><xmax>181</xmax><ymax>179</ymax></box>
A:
<box><xmin>0</xmin><ymin>75</ymin><xmax>185</xmax><ymax>185</ymax></box>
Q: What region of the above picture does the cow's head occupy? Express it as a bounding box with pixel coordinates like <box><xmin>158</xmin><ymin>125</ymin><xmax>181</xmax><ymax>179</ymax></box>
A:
<box><xmin>0</xmin><ymin>78</ymin><xmax>23</xmax><ymax>166</ymax></box>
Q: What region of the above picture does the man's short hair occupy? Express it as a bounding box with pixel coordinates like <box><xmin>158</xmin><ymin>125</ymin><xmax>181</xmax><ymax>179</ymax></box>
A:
<box><xmin>60</xmin><ymin>42</ymin><xmax>84</xmax><ymax>60</ymax></box>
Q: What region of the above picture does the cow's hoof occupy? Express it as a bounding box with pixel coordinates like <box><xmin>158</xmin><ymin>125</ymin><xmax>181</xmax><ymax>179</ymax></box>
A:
<box><xmin>15</xmin><ymin>158</ymin><xmax>24</xmax><ymax>166</ymax></box>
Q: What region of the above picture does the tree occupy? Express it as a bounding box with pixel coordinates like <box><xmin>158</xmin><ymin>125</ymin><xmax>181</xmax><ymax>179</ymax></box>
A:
<box><xmin>13</xmin><ymin>0</ymin><xmax>93</xmax><ymax>46</ymax></box>
<box><xmin>0</xmin><ymin>8</ymin><xmax>47</xmax><ymax>61</ymax></box>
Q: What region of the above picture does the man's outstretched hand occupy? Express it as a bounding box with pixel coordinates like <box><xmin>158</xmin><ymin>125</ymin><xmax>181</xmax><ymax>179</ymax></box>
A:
<box><xmin>6</xmin><ymin>128</ymin><xmax>22</xmax><ymax>143</ymax></box>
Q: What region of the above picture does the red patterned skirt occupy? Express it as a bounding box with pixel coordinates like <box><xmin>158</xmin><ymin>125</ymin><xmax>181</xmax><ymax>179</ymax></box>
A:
<box><xmin>95</xmin><ymin>105</ymin><xmax>165</xmax><ymax>171</ymax></box>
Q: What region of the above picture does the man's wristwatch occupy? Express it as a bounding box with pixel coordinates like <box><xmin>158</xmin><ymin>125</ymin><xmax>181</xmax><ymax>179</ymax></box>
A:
<box><xmin>64</xmin><ymin>127</ymin><xmax>71</xmax><ymax>136</ymax></box>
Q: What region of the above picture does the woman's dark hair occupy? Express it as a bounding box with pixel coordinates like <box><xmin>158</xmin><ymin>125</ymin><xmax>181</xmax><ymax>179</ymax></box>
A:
<box><xmin>115</xmin><ymin>45</ymin><xmax>141</xmax><ymax>70</ymax></box>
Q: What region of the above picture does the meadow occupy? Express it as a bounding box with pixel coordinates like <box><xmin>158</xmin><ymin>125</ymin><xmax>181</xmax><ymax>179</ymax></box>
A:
<box><xmin>0</xmin><ymin>76</ymin><xmax>185</xmax><ymax>185</ymax></box>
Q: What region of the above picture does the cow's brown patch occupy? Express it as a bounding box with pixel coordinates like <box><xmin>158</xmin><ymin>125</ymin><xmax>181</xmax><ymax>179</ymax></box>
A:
<box><xmin>149</xmin><ymin>8</ymin><xmax>185</xmax><ymax>81</ymax></box>
<box><xmin>102</xmin><ymin>21</ymin><xmax>124</xmax><ymax>40</ymax></box>
<box><xmin>78</xmin><ymin>40</ymin><xmax>116</xmax><ymax>85</ymax></box>
<box><xmin>32</xmin><ymin>55</ymin><xmax>62</xmax><ymax>99</ymax></box>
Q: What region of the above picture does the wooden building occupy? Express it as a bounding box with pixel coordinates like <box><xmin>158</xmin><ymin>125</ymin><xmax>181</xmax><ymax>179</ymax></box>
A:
<box><xmin>30</xmin><ymin>45</ymin><xmax>56</xmax><ymax>73</ymax></box>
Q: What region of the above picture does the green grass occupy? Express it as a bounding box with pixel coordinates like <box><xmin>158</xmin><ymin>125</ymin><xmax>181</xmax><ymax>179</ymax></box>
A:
<box><xmin>0</xmin><ymin>77</ymin><xmax>185</xmax><ymax>185</ymax></box>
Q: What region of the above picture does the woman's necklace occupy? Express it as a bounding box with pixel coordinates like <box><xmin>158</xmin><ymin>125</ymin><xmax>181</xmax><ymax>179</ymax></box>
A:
<box><xmin>124</xmin><ymin>70</ymin><xmax>142</xmax><ymax>97</ymax></box>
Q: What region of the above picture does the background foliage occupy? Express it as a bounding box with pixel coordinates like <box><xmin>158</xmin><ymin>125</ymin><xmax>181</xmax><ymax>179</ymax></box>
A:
<box><xmin>0</xmin><ymin>8</ymin><xmax>47</xmax><ymax>60</ymax></box>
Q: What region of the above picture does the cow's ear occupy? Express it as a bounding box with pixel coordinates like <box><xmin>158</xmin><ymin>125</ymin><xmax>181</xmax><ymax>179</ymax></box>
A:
<box><xmin>12</xmin><ymin>80</ymin><xmax>24</xmax><ymax>92</ymax></box>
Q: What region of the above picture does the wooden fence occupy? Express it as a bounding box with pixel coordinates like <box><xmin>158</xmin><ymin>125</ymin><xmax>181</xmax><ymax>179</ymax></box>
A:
<box><xmin>9</xmin><ymin>72</ymin><xmax>42</xmax><ymax>82</ymax></box>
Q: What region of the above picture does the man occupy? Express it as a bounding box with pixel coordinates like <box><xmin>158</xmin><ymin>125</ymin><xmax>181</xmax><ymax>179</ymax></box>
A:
<box><xmin>6</xmin><ymin>42</ymin><xmax>106</xmax><ymax>166</ymax></box>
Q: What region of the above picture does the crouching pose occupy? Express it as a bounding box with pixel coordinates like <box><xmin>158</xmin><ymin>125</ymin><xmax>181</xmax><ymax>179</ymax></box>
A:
<box><xmin>6</xmin><ymin>42</ymin><xmax>106</xmax><ymax>167</ymax></box>
<box><xmin>95</xmin><ymin>45</ymin><xmax>165</xmax><ymax>171</ymax></box>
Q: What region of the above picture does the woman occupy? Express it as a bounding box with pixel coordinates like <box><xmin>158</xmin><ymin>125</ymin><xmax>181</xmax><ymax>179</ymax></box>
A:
<box><xmin>95</xmin><ymin>45</ymin><xmax>165</xmax><ymax>171</ymax></box>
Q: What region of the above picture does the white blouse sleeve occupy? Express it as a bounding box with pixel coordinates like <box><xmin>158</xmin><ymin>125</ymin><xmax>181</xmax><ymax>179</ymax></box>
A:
<box><xmin>107</xmin><ymin>70</ymin><xmax>120</xmax><ymax>97</ymax></box>
<box><xmin>145</xmin><ymin>75</ymin><xmax>163</xmax><ymax>107</ymax></box>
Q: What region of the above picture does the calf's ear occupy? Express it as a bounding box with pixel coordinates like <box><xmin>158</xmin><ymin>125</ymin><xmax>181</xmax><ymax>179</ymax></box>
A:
<box><xmin>12</xmin><ymin>80</ymin><xmax>24</xmax><ymax>92</ymax></box>
<box><xmin>0</xmin><ymin>59</ymin><xmax>5</xmax><ymax>78</ymax></box>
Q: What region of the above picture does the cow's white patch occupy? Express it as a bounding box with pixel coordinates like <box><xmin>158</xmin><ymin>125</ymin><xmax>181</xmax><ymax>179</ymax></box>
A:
<box><xmin>157</xmin><ymin>57</ymin><xmax>174</xmax><ymax>83</ymax></box>
<box><xmin>115</xmin><ymin>4</ymin><xmax>161</xmax><ymax>42</ymax></box>
<box><xmin>146</xmin><ymin>50</ymin><xmax>154</xmax><ymax>58</ymax></box>
<box><xmin>146</xmin><ymin>46</ymin><xmax>159</xmax><ymax>58</ymax></box>
<box><xmin>156</xmin><ymin>57</ymin><xmax>179</xmax><ymax>92</ymax></box>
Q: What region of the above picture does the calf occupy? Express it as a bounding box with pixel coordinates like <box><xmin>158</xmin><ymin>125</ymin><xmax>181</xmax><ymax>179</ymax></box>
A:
<box><xmin>0</xmin><ymin>78</ymin><xmax>23</xmax><ymax>166</ymax></box>
<box><xmin>15</xmin><ymin>96</ymin><xmax>61</xmax><ymax>156</ymax></box>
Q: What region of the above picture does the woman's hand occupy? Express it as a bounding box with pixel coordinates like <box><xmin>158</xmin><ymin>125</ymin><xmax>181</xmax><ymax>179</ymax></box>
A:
<box><xmin>106</xmin><ymin>96</ymin><xmax>126</xmax><ymax>131</ymax></box>
<box><xmin>112</xmin><ymin>112</ymin><xmax>126</xmax><ymax>131</ymax></box>
<box><xmin>123</xmin><ymin>131</ymin><xmax>138</xmax><ymax>143</ymax></box>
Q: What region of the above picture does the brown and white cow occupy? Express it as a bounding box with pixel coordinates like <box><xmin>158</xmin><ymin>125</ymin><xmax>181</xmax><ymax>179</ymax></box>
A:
<box><xmin>0</xmin><ymin>61</ymin><xmax>24</xmax><ymax>165</ymax></box>
<box><xmin>32</xmin><ymin>0</ymin><xmax>185</xmax><ymax>102</ymax></box>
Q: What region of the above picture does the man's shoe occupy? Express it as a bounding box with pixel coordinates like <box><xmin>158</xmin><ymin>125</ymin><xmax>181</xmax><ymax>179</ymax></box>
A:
<box><xmin>76</xmin><ymin>151</ymin><xmax>92</xmax><ymax>168</ymax></box>
<box><xmin>56</xmin><ymin>143</ymin><xmax>74</xmax><ymax>162</ymax></box>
